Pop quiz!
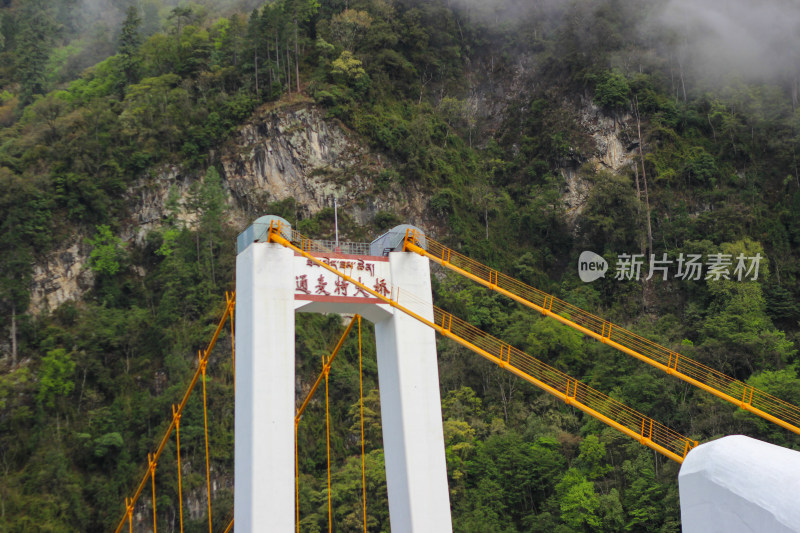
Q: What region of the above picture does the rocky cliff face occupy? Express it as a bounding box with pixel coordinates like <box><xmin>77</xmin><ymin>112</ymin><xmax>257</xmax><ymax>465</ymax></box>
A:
<box><xmin>121</xmin><ymin>100</ymin><xmax>429</xmax><ymax>240</ymax></box>
<box><xmin>25</xmin><ymin>50</ymin><xmax>641</xmax><ymax>311</ymax></box>
<box><xmin>29</xmin><ymin>101</ymin><xmax>431</xmax><ymax>311</ymax></box>
<box><xmin>28</xmin><ymin>95</ymin><xmax>636</xmax><ymax>310</ymax></box>
<box><xmin>561</xmin><ymin>99</ymin><xmax>638</xmax><ymax>221</ymax></box>
<box><xmin>577</xmin><ymin>101</ymin><xmax>635</xmax><ymax>173</ymax></box>
<box><xmin>220</xmin><ymin>101</ymin><xmax>427</xmax><ymax>227</ymax></box>
<box><xmin>29</xmin><ymin>241</ymin><xmax>94</xmax><ymax>314</ymax></box>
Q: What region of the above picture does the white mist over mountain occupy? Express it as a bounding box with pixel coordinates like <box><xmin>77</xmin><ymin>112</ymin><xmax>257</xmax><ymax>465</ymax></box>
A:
<box><xmin>447</xmin><ymin>0</ymin><xmax>800</xmax><ymax>86</ymax></box>
<box><xmin>654</xmin><ymin>0</ymin><xmax>800</xmax><ymax>83</ymax></box>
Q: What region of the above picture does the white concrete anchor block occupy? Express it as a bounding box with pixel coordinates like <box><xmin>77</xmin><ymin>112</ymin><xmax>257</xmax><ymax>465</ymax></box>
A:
<box><xmin>679</xmin><ymin>435</ymin><xmax>800</xmax><ymax>533</ymax></box>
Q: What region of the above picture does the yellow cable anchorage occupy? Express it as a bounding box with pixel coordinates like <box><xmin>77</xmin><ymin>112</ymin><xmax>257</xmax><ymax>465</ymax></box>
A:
<box><xmin>402</xmin><ymin>230</ymin><xmax>800</xmax><ymax>437</ymax></box>
<box><xmin>267</xmin><ymin>222</ymin><xmax>696</xmax><ymax>463</ymax></box>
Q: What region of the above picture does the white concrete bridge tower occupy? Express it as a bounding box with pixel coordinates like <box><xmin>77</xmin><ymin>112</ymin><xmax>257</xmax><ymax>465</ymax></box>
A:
<box><xmin>234</xmin><ymin>215</ymin><xmax>452</xmax><ymax>533</ymax></box>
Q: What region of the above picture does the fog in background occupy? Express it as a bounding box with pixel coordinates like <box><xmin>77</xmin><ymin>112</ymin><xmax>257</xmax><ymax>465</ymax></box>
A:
<box><xmin>446</xmin><ymin>0</ymin><xmax>800</xmax><ymax>88</ymax></box>
<box><xmin>653</xmin><ymin>0</ymin><xmax>800</xmax><ymax>84</ymax></box>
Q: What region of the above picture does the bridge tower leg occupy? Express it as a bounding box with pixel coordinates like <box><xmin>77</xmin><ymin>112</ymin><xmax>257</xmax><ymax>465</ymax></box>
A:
<box><xmin>374</xmin><ymin>251</ymin><xmax>453</xmax><ymax>533</ymax></box>
<box><xmin>235</xmin><ymin>231</ymin><xmax>296</xmax><ymax>532</ymax></box>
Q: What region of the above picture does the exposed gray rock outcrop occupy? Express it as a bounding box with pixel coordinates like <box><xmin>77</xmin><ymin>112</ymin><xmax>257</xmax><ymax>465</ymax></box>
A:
<box><xmin>220</xmin><ymin>103</ymin><xmax>426</xmax><ymax>227</ymax></box>
<box><xmin>560</xmin><ymin>100</ymin><xmax>638</xmax><ymax>221</ymax></box>
<box><xmin>30</xmin><ymin>241</ymin><xmax>94</xmax><ymax>314</ymax></box>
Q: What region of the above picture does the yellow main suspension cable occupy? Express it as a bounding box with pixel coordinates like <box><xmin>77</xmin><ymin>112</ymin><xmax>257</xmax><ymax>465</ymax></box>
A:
<box><xmin>267</xmin><ymin>224</ymin><xmax>695</xmax><ymax>463</ymax></box>
<box><xmin>403</xmin><ymin>230</ymin><xmax>800</xmax><ymax>437</ymax></box>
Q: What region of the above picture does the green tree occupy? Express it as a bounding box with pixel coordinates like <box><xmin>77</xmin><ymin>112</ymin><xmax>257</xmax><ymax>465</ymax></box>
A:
<box><xmin>245</xmin><ymin>8</ymin><xmax>265</xmax><ymax>96</ymax></box>
<box><xmin>622</xmin><ymin>451</ymin><xmax>673</xmax><ymax>531</ymax></box>
<box><xmin>700</xmin><ymin>240</ymin><xmax>796</xmax><ymax>376</ymax></box>
<box><xmin>286</xmin><ymin>0</ymin><xmax>320</xmax><ymax>92</ymax></box>
<box><xmin>197</xmin><ymin>166</ymin><xmax>227</xmax><ymax>286</ymax></box>
<box><xmin>595</xmin><ymin>70</ymin><xmax>630</xmax><ymax>113</ymax></box>
<box><xmin>737</xmin><ymin>366</ymin><xmax>800</xmax><ymax>444</ymax></box>
<box><xmin>211</xmin><ymin>15</ymin><xmax>247</xmax><ymax>68</ymax></box>
<box><xmin>455</xmin><ymin>478</ymin><xmax>516</xmax><ymax>533</ymax></box>
<box><xmin>579</xmin><ymin>171</ymin><xmax>640</xmax><ymax>251</ymax></box>
<box><xmin>348</xmin><ymin>389</ymin><xmax>382</xmax><ymax>450</ymax></box>
<box><xmin>556</xmin><ymin>469</ymin><xmax>601</xmax><ymax>531</ymax></box>
<box><xmin>37</xmin><ymin>348</ymin><xmax>76</xmax><ymax>409</ymax></box>
<box><xmin>525</xmin><ymin>316</ymin><xmax>585</xmax><ymax>373</ymax></box>
<box><xmin>575</xmin><ymin>435</ymin><xmax>611</xmax><ymax>480</ymax></box>
<box><xmin>119</xmin><ymin>73</ymin><xmax>192</xmax><ymax>153</ymax></box>
<box><xmin>442</xmin><ymin>386</ymin><xmax>483</xmax><ymax>421</ymax></box>
<box><xmin>118</xmin><ymin>5</ymin><xmax>142</xmax><ymax>85</ymax></box>
<box><xmin>87</xmin><ymin>225</ymin><xmax>126</xmax><ymax>277</ymax></box>
<box><xmin>331</xmin><ymin>51</ymin><xmax>368</xmax><ymax>86</ymax></box>
<box><xmin>15</xmin><ymin>0</ymin><xmax>56</xmax><ymax>104</ymax></box>
<box><xmin>0</xmin><ymin>169</ymin><xmax>50</xmax><ymax>364</ymax></box>
<box><xmin>329</xmin><ymin>9</ymin><xmax>372</xmax><ymax>51</ymax></box>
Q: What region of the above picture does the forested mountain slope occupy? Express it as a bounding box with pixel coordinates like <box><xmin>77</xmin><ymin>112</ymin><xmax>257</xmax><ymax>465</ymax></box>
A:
<box><xmin>1</xmin><ymin>0</ymin><xmax>800</xmax><ymax>531</ymax></box>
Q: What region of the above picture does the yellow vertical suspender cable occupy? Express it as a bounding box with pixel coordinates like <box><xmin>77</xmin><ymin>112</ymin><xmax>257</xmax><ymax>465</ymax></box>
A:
<box><xmin>200</xmin><ymin>352</ymin><xmax>213</xmax><ymax>533</ymax></box>
<box><xmin>325</xmin><ymin>352</ymin><xmax>333</xmax><ymax>533</ymax></box>
<box><xmin>358</xmin><ymin>316</ymin><xmax>367</xmax><ymax>533</ymax></box>
<box><xmin>173</xmin><ymin>404</ymin><xmax>184</xmax><ymax>533</ymax></box>
<box><xmin>294</xmin><ymin>316</ymin><xmax>358</xmax><ymax>533</ymax></box>
<box><xmin>227</xmin><ymin>291</ymin><xmax>235</xmax><ymax>392</ymax></box>
<box><xmin>149</xmin><ymin>453</ymin><xmax>157</xmax><ymax>533</ymax></box>
<box><xmin>295</xmin><ymin>419</ymin><xmax>300</xmax><ymax>533</ymax></box>
<box><xmin>125</xmin><ymin>498</ymin><xmax>132</xmax><ymax>533</ymax></box>
<box><xmin>112</xmin><ymin>296</ymin><xmax>235</xmax><ymax>533</ymax></box>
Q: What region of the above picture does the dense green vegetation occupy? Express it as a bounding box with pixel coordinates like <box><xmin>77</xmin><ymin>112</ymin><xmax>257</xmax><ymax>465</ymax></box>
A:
<box><xmin>1</xmin><ymin>0</ymin><xmax>800</xmax><ymax>531</ymax></box>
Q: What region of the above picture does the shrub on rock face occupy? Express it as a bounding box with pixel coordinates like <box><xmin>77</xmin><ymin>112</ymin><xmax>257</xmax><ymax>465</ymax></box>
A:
<box><xmin>594</xmin><ymin>70</ymin><xmax>630</xmax><ymax>112</ymax></box>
